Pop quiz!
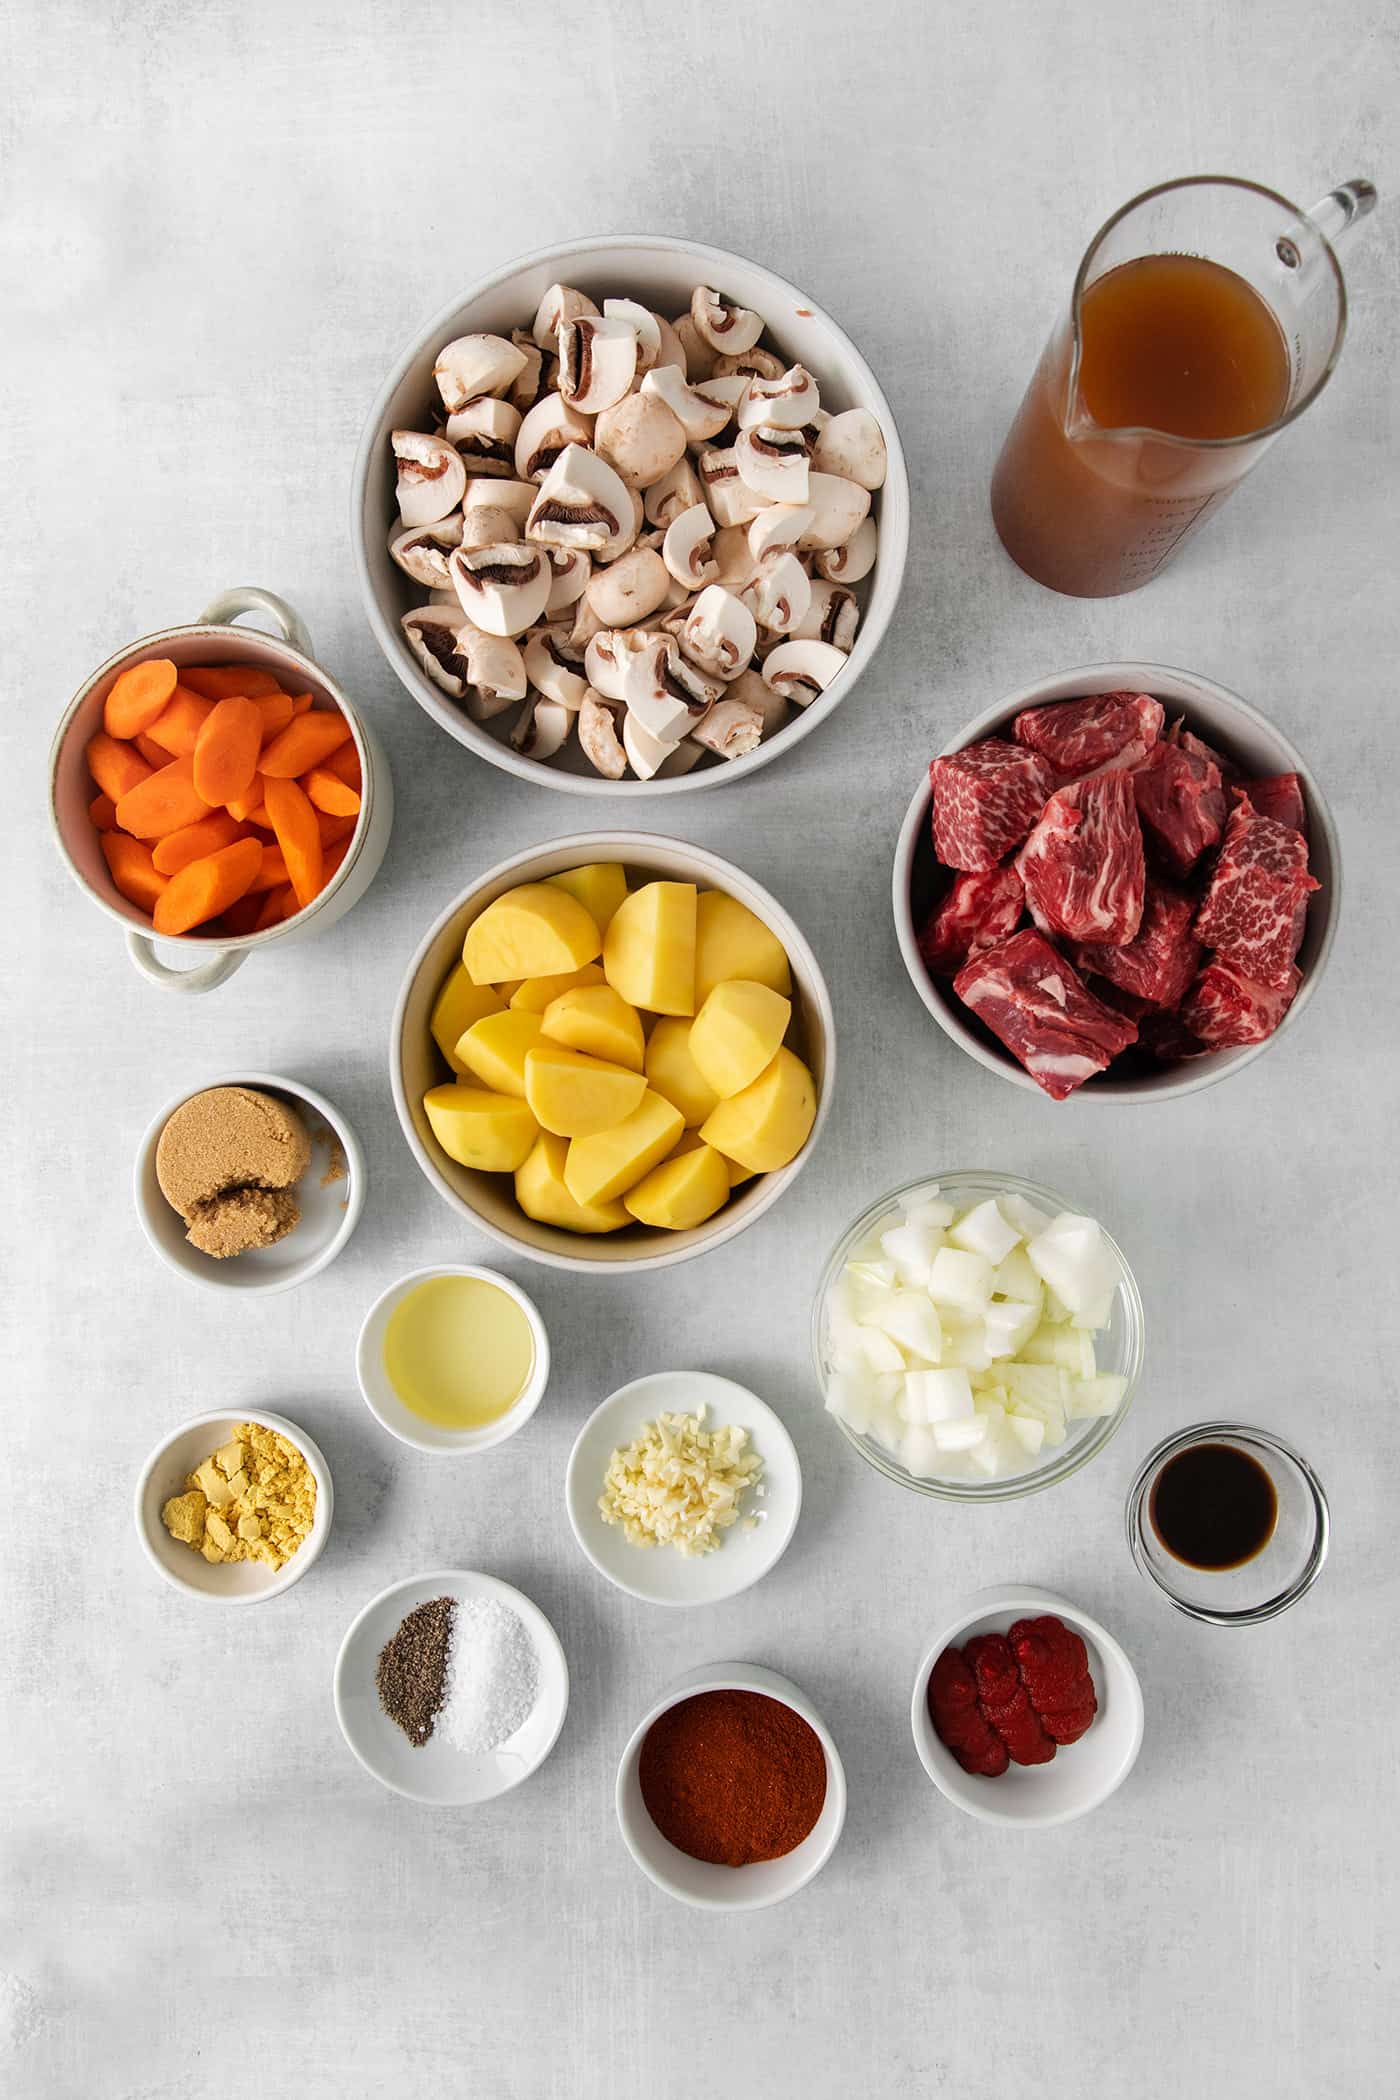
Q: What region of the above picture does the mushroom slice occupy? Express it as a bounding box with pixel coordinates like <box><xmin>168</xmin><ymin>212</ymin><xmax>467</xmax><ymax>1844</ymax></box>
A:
<box><xmin>621</xmin><ymin>708</ymin><xmax>671</xmax><ymax>781</ymax></box>
<box><xmin>815</xmin><ymin>516</ymin><xmax>878</xmax><ymax>585</ymax></box>
<box><xmin>680</xmin><ymin>585</ymin><xmax>758</xmax><ymax>680</ymax></box>
<box><xmin>401</xmin><ymin>606</ymin><xmax>476</xmax><ymax>698</ymax></box>
<box><xmin>515</xmin><ymin>393</ymin><xmax>593</xmax><ymax>483</ymax></box>
<box><xmin>444</xmin><ymin>397</ymin><xmax>522</xmax><ymax>476</ymax></box>
<box><xmin>578</xmin><ymin>689</ymin><xmax>627</xmax><ymax>779</ymax></box>
<box><xmin>566</xmin><ymin>594</ymin><xmax>609</xmax><ymax>652</ymax></box>
<box><xmin>737</xmin><ymin>363</ymin><xmax>820</xmax><ymax>432</ymax></box>
<box><xmin>392</xmin><ymin>430</ymin><xmax>467</xmax><ymax>527</ymax></box>
<box><xmin>545</xmin><ymin>548</ymin><xmax>591</xmax><ymax>615</ymax></box>
<box><xmin>532</xmin><ymin>283</ymin><xmax>599</xmax><ymax>351</ymax></box>
<box><xmin>812</xmin><ymin>408</ymin><xmax>888</xmax><ymax>490</ymax></box>
<box><xmin>727</xmin><ymin>666</ymin><xmax>788</xmax><ymax>738</ymax></box>
<box><xmin>651</xmin><ymin>312</ymin><xmax>688</xmax><ymax>375</ymax></box>
<box><xmin>389</xmin><ymin>514</ymin><xmax>464</xmax><ymax>588</ymax></box>
<box><xmin>584</xmin><ymin>627</ymin><xmax>651</xmax><ymax>703</ymax></box>
<box><xmin>740</xmin><ymin>552</ymin><xmax>811</xmax><ymax>637</ymax></box>
<box><xmin>511</xmin><ymin>693</ymin><xmax>573</xmax><ymax>761</ymax></box>
<box><xmin>671</xmin><ymin>313</ymin><xmax>717</xmax><ymax>381</ymax></box>
<box><xmin>523</xmin><ymin>627</ymin><xmax>590</xmax><ymax>709</ymax></box>
<box><xmin>587</xmin><ymin>546</ymin><xmax>670</xmax><ymax>630</ymax></box>
<box><xmin>462</xmin><ymin>631</ymin><xmax>528</xmax><ymax>717</ymax></box>
<box><xmin>639</xmin><ymin>365</ymin><xmax>731</xmax><ymax>445</ymax></box>
<box><xmin>690</xmin><ymin>694</ymin><xmax>765</xmax><ymax>760</ymax></box>
<box><xmin>594</xmin><ymin>391</ymin><xmax>687</xmax><ymax>490</ymax></box>
<box><xmin>603</xmin><ymin>298</ymin><xmax>663</xmax><ymax>373</ymax></box>
<box><xmin>507</xmin><ymin>331</ymin><xmax>546</xmax><ymax>414</ymax></box>
<box><xmin>697</xmin><ymin>445</ymin><xmax>768</xmax><ymax>529</ymax></box>
<box><xmin>690</xmin><ymin>285</ymin><xmax>764</xmax><ymax>357</ymax></box>
<box><xmin>526</xmin><ymin>444</ymin><xmax>634</xmax><ymax>560</ymax></box>
<box><xmin>458</xmin><ymin>504</ymin><xmax>522</xmax><ymax>552</ymax></box>
<box><xmin>643</xmin><ymin>455</ymin><xmax>704</xmax><ymax>530</ymax></box>
<box><xmin>761</xmin><ymin>638</ymin><xmax>847</xmax><ymax>707</ymax></box>
<box><xmin>464</xmin><ymin>477</ymin><xmax>536</xmax><ymax>529</ymax></box>
<box><xmin>447</xmin><ymin>542</ymin><xmax>552</xmax><ymax>638</ymax></box>
<box><xmin>662</xmin><ymin>502</ymin><xmax>719</xmax><ymax>590</ymax></box>
<box><xmin>433</xmin><ymin>334</ymin><xmax>528</xmax><ymax>413</ymax></box>
<box><xmin>623</xmin><ymin>634</ymin><xmax>724</xmax><ymax>745</ymax></box>
<box><xmin>557</xmin><ymin>315</ymin><xmax>638</xmax><ymax>416</ymax></box>
<box><xmin>747</xmin><ymin>504</ymin><xmax>815</xmax><ymax>562</ymax></box>
<box><xmin>793</xmin><ymin>578</ymin><xmax>859</xmax><ymax>651</ymax></box>
<box><xmin>735</xmin><ymin>424</ymin><xmax>811</xmax><ymax>504</ymax></box>
<box><xmin>799</xmin><ymin>472</ymin><xmax>872</xmax><ymax>551</ymax></box>
<box><xmin>710</xmin><ymin>523</ymin><xmax>760</xmax><ymax>594</ymax></box>
<box><xmin>714</xmin><ymin>345</ymin><xmax>785</xmax><ymax>383</ymax></box>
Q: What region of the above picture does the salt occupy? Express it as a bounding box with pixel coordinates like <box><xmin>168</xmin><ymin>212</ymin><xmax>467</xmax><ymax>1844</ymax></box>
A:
<box><xmin>439</xmin><ymin>1596</ymin><xmax>540</xmax><ymax>1754</ymax></box>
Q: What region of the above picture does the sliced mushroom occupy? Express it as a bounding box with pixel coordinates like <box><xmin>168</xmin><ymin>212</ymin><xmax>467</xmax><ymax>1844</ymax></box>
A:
<box><xmin>594</xmin><ymin>390</ymin><xmax>687</xmax><ymax>489</ymax></box>
<box><xmin>690</xmin><ymin>694</ymin><xmax>765</xmax><ymax>759</ymax></box>
<box><xmin>392</xmin><ymin>430</ymin><xmax>467</xmax><ymax>527</ymax></box>
<box><xmin>639</xmin><ymin>365</ymin><xmax>732</xmax><ymax>445</ymax></box>
<box><xmin>811</xmin><ymin>408</ymin><xmax>888</xmax><ymax>490</ymax></box>
<box><xmin>514</xmin><ymin>392</ymin><xmax>593</xmax><ymax>482</ymax></box>
<box><xmin>643</xmin><ymin>455</ymin><xmax>704</xmax><ymax>530</ymax></box>
<box><xmin>462</xmin><ymin>630</ymin><xmax>528</xmax><ymax>715</ymax></box>
<box><xmin>544</xmin><ymin>548</ymin><xmax>592</xmax><ymax>615</ymax></box>
<box><xmin>458</xmin><ymin>504</ymin><xmax>522</xmax><ymax>552</ymax></box>
<box><xmin>670</xmin><ymin>312</ymin><xmax>717</xmax><ymax>382</ymax></box>
<box><xmin>433</xmin><ymin>334</ymin><xmax>528</xmax><ymax>413</ymax></box>
<box><xmin>761</xmin><ymin>638</ymin><xmax>846</xmax><ymax>706</ymax></box>
<box><xmin>401</xmin><ymin>606</ymin><xmax>476</xmax><ymax>698</ymax></box>
<box><xmin>583</xmin><ymin>627</ymin><xmax>653</xmax><ymax>703</ymax></box>
<box><xmin>603</xmin><ymin>297</ymin><xmax>662</xmax><ymax>373</ymax></box>
<box><xmin>621</xmin><ymin>708</ymin><xmax>671</xmax><ymax>781</ymax></box>
<box><xmin>727</xmin><ymin>665</ymin><xmax>789</xmax><ymax>737</ymax></box>
<box><xmin>690</xmin><ymin>285</ymin><xmax>764</xmax><ymax>356</ymax></box>
<box><xmin>444</xmin><ymin>397</ymin><xmax>522</xmax><ymax>476</ymax></box>
<box><xmin>566</xmin><ymin>594</ymin><xmax>609</xmax><ymax>652</ymax></box>
<box><xmin>532</xmin><ymin>283</ymin><xmax>599</xmax><ymax>351</ymax></box>
<box><xmin>737</xmin><ymin>362</ymin><xmax>820</xmax><ymax>432</ymax></box>
<box><xmin>651</xmin><ymin>312</ymin><xmax>688</xmax><ymax>374</ymax></box>
<box><xmin>815</xmin><ymin>515</ymin><xmax>878</xmax><ymax>584</ymax></box>
<box><xmin>520</xmin><ymin>628</ymin><xmax>587</xmax><ymax>709</ymax></box>
<box><xmin>507</xmin><ymin>331</ymin><xmax>545</xmax><ymax>414</ymax></box>
<box><xmin>578</xmin><ymin>688</ymin><xmax>627</xmax><ymax>779</ymax></box>
<box><xmin>586</xmin><ymin>546</ymin><xmax>670</xmax><ymax>629</ymax></box>
<box><xmin>511</xmin><ymin>693</ymin><xmax>573</xmax><ymax>760</ymax></box>
<box><xmin>623</xmin><ymin>633</ymin><xmax>724</xmax><ymax>745</ymax></box>
<box><xmin>697</xmin><ymin>445</ymin><xmax>768</xmax><ymax>528</ymax></box>
<box><xmin>681</xmin><ymin>584</ymin><xmax>759</xmax><ymax>679</ymax></box>
<box><xmin>389</xmin><ymin>515</ymin><xmax>464</xmax><ymax>588</ymax></box>
<box><xmin>792</xmin><ymin>578</ymin><xmax>859</xmax><ymax>651</ymax></box>
<box><xmin>710</xmin><ymin>523</ymin><xmax>761</xmax><ymax>594</ymax></box>
<box><xmin>661</xmin><ymin>502</ymin><xmax>718</xmax><ymax>590</ymax></box>
<box><xmin>714</xmin><ymin>345</ymin><xmax>785</xmax><ymax>382</ymax></box>
<box><xmin>525</xmin><ymin>444</ymin><xmax>634</xmax><ymax>560</ymax></box>
<box><xmin>799</xmin><ymin>472</ymin><xmax>872</xmax><ymax>551</ymax></box>
<box><xmin>740</xmin><ymin>552</ymin><xmax>811</xmax><ymax>636</ymax></box>
<box><xmin>447</xmin><ymin>542</ymin><xmax>552</xmax><ymax>638</ymax></box>
<box><xmin>735</xmin><ymin>424</ymin><xmax>811</xmax><ymax>504</ymax></box>
<box><xmin>747</xmin><ymin>504</ymin><xmax>815</xmax><ymax>561</ymax></box>
<box><xmin>557</xmin><ymin>315</ymin><xmax>638</xmax><ymax>416</ymax></box>
<box><xmin>464</xmin><ymin>476</ymin><xmax>536</xmax><ymax>527</ymax></box>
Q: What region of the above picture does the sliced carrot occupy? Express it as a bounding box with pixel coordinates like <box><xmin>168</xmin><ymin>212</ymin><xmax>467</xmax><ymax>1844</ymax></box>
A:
<box><xmin>289</xmin><ymin>691</ymin><xmax>314</xmax><ymax>715</ymax></box>
<box><xmin>315</xmin><ymin>808</ymin><xmax>358</xmax><ymax>846</ymax></box>
<box><xmin>255</xmin><ymin>882</ymin><xmax>298</xmax><ymax>931</ymax></box>
<box><xmin>114</xmin><ymin>754</ymin><xmax>214</xmax><ymax>840</ymax></box>
<box><xmin>88</xmin><ymin>791</ymin><xmax>117</xmax><ymax>831</ymax></box>
<box><xmin>219</xmin><ymin>891</ymin><xmax>267</xmax><ymax>937</ymax></box>
<box><xmin>100</xmin><ymin>832</ymin><xmax>168</xmax><ymax>916</ymax></box>
<box><xmin>153</xmin><ymin>837</ymin><xmax>263</xmax><ymax>937</ymax></box>
<box><xmin>146</xmin><ymin>687</ymin><xmax>215</xmax><ymax>757</ymax></box>
<box><xmin>261</xmin><ymin>775</ymin><xmax>323</xmax><ymax>909</ymax></box>
<box><xmin>259</xmin><ymin>710</ymin><xmax>352</xmax><ymax>778</ymax></box>
<box><xmin>87</xmin><ymin>732</ymin><xmax>153</xmax><ymax>803</ymax></box>
<box><xmin>325</xmin><ymin>740</ymin><xmax>363</xmax><ymax>790</ymax></box>
<box><xmin>252</xmin><ymin>691</ymin><xmax>295</xmax><ymax>741</ymax></box>
<box><xmin>193</xmin><ymin>695</ymin><xmax>262</xmax><ymax>806</ymax></box>
<box><xmin>245</xmin><ymin>843</ymin><xmax>288</xmax><ymax>892</ymax></box>
<box><xmin>104</xmin><ymin>658</ymin><xmax>178</xmax><ymax>740</ymax></box>
<box><xmin>180</xmin><ymin>664</ymin><xmax>284</xmax><ymax>701</ymax></box>
<box><xmin>135</xmin><ymin>732</ymin><xmax>173</xmax><ymax>767</ymax></box>
<box><xmin>152</xmin><ymin>810</ymin><xmax>248</xmax><ymax>876</ymax></box>
<box><xmin>225</xmin><ymin>773</ymin><xmax>270</xmax><ymax>822</ymax></box>
<box><xmin>302</xmin><ymin>767</ymin><xmax>361</xmax><ymax>818</ymax></box>
<box><xmin>321</xmin><ymin>834</ymin><xmax>352</xmax><ymax>888</ymax></box>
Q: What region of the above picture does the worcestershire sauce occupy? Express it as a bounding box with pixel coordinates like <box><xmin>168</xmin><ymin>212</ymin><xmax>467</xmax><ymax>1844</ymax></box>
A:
<box><xmin>1150</xmin><ymin>1443</ymin><xmax>1278</xmax><ymax>1570</ymax></box>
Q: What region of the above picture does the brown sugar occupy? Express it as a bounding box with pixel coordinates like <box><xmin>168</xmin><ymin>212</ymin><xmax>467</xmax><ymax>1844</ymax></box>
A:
<box><xmin>156</xmin><ymin>1086</ymin><xmax>311</xmax><ymax>1260</ymax></box>
<box><xmin>186</xmin><ymin>1184</ymin><xmax>302</xmax><ymax>1258</ymax></box>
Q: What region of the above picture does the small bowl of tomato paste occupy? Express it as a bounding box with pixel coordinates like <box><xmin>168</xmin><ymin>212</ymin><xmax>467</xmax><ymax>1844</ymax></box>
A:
<box><xmin>911</xmin><ymin>1585</ymin><xmax>1144</xmax><ymax>1827</ymax></box>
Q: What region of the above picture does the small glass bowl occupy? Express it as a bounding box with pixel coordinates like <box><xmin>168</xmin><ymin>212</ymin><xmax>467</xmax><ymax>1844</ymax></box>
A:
<box><xmin>811</xmin><ymin>1171</ymin><xmax>1145</xmax><ymax>1502</ymax></box>
<box><xmin>1126</xmin><ymin>1422</ymin><xmax>1329</xmax><ymax>1625</ymax></box>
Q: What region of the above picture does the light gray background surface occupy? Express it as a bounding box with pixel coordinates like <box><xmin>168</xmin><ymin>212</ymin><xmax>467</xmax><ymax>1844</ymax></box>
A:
<box><xmin>3</xmin><ymin>2</ymin><xmax>1397</xmax><ymax>2093</ymax></box>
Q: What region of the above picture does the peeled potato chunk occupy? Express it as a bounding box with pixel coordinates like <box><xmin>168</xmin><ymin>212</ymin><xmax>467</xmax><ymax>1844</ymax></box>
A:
<box><xmin>644</xmin><ymin>1017</ymin><xmax>720</xmax><ymax>1127</ymax></box>
<box><xmin>524</xmin><ymin>1043</ymin><xmax>647</xmax><ymax>1137</ymax></box>
<box><xmin>603</xmin><ymin>880</ymin><xmax>697</xmax><ymax>1016</ymax></box>
<box><xmin>624</xmin><ymin>1143</ymin><xmax>731</xmax><ymax>1230</ymax></box>
<box><xmin>509</xmin><ymin>962</ymin><xmax>606</xmax><ymax>1013</ymax></box>
<box><xmin>671</xmin><ymin>1129</ymin><xmax>755</xmax><ymax>1188</ymax></box>
<box><xmin>423</xmin><ymin>1082</ymin><xmax>538</xmax><ymax>1172</ymax></box>
<box><xmin>689</xmin><ymin>979</ymin><xmax>793</xmax><ymax>1099</ymax></box>
<box><xmin>456</xmin><ymin>1009</ymin><xmax>545</xmax><ymax>1097</ymax></box>
<box><xmin>515</xmin><ymin>1131</ymin><xmax>630</xmax><ymax>1234</ymax></box>
<box><xmin>699</xmin><ymin>1047</ymin><xmax>816</xmax><ymax>1173</ymax></box>
<box><xmin>463</xmin><ymin>883</ymin><xmax>602</xmax><ymax>985</ymax></box>
<box><xmin>548</xmin><ymin>863</ymin><xmax>630</xmax><ymax>934</ymax></box>
<box><xmin>564</xmin><ymin>1089</ymin><xmax>684</xmax><ymax>1207</ymax></box>
<box><xmin>693</xmin><ymin>890</ymin><xmax>792</xmax><ymax>1008</ymax></box>
<box><xmin>431</xmin><ymin>967</ymin><xmax>507</xmax><ymax>1075</ymax></box>
<box><xmin>541</xmin><ymin>984</ymin><xmax>646</xmax><ymax>1071</ymax></box>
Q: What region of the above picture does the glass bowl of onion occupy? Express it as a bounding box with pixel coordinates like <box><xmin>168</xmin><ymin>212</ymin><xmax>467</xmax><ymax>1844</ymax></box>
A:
<box><xmin>811</xmin><ymin>1171</ymin><xmax>1145</xmax><ymax>1502</ymax></box>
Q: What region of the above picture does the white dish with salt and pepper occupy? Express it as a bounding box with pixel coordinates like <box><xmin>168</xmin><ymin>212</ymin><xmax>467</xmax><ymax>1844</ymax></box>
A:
<box><xmin>333</xmin><ymin>1569</ymin><xmax>568</xmax><ymax>1806</ymax></box>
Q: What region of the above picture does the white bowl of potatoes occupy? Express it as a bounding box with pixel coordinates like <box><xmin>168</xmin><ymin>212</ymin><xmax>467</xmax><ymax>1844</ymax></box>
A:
<box><xmin>390</xmin><ymin>833</ymin><xmax>834</xmax><ymax>1273</ymax></box>
<box><xmin>353</xmin><ymin>234</ymin><xmax>907</xmax><ymax>793</ymax></box>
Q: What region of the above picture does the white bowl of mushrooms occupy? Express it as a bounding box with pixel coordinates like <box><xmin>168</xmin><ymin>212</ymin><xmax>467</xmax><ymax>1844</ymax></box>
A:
<box><xmin>352</xmin><ymin>236</ymin><xmax>907</xmax><ymax>794</ymax></box>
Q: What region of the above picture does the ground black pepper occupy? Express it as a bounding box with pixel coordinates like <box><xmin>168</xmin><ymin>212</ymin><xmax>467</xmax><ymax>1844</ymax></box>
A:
<box><xmin>376</xmin><ymin>1596</ymin><xmax>455</xmax><ymax>1745</ymax></box>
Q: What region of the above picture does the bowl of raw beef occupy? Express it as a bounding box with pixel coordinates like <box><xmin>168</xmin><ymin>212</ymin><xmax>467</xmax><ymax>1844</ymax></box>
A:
<box><xmin>892</xmin><ymin>664</ymin><xmax>1339</xmax><ymax>1103</ymax></box>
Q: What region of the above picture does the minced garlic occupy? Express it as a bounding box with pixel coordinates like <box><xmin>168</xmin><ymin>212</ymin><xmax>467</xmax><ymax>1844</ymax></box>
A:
<box><xmin>161</xmin><ymin>1421</ymin><xmax>316</xmax><ymax>1570</ymax></box>
<box><xmin>598</xmin><ymin>1405</ymin><xmax>763</xmax><ymax>1556</ymax></box>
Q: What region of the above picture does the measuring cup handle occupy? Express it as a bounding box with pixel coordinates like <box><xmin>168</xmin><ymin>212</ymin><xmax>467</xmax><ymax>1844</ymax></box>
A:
<box><xmin>1302</xmin><ymin>178</ymin><xmax>1378</xmax><ymax>252</ymax></box>
<box><xmin>126</xmin><ymin>932</ymin><xmax>247</xmax><ymax>995</ymax></box>
<box><xmin>197</xmin><ymin>586</ymin><xmax>314</xmax><ymax>658</ymax></box>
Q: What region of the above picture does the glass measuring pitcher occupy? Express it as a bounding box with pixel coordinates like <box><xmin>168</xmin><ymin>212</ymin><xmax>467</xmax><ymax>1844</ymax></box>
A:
<box><xmin>990</xmin><ymin>175</ymin><xmax>1377</xmax><ymax>597</ymax></box>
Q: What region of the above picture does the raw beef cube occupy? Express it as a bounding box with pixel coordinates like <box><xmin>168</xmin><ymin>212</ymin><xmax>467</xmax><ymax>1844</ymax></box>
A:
<box><xmin>954</xmin><ymin>929</ymin><xmax>1139</xmax><ymax>1100</ymax></box>
<box><xmin>929</xmin><ymin>740</ymin><xmax>1059</xmax><ymax>872</ymax></box>
<box><xmin>927</xmin><ymin>1646</ymin><xmax>1008</xmax><ymax>1777</ymax></box>
<box><xmin>1132</xmin><ymin>740</ymin><xmax>1227</xmax><ymax>878</ymax></box>
<box><xmin>1244</xmin><ymin>771</ymin><xmax>1306</xmax><ymax>835</ymax></box>
<box><xmin>1014</xmin><ymin>690</ymin><xmax>1164</xmax><ymax>775</ymax></box>
<box><xmin>1073</xmin><ymin>879</ymin><xmax>1201</xmax><ymax>1009</ymax></box>
<box><xmin>1009</xmin><ymin>1616</ymin><xmax>1098</xmax><ymax>1746</ymax></box>
<box><xmin>1016</xmin><ymin>769</ymin><xmax>1145</xmax><ymax>945</ymax></box>
<box><xmin>1180</xmin><ymin>957</ymin><xmax>1301</xmax><ymax>1049</ymax></box>
<box><xmin>917</xmin><ymin>865</ymin><xmax>1024</xmax><ymax>974</ymax></box>
<box><xmin>1193</xmin><ymin>797</ymin><xmax>1318</xmax><ymax>990</ymax></box>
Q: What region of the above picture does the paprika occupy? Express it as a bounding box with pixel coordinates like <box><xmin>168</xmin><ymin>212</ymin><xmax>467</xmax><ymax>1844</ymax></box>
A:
<box><xmin>638</xmin><ymin>1689</ymin><xmax>827</xmax><ymax>1867</ymax></box>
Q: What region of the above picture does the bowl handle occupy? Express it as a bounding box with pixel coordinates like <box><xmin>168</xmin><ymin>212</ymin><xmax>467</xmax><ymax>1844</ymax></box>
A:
<box><xmin>125</xmin><ymin>932</ymin><xmax>247</xmax><ymax>994</ymax></box>
<box><xmin>197</xmin><ymin>586</ymin><xmax>313</xmax><ymax>658</ymax></box>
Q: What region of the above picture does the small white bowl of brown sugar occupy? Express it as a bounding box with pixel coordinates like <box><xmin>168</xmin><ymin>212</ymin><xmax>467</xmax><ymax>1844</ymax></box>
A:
<box><xmin>133</xmin><ymin>1071</ymin><xmax>365</xmax><ymax>1293</ymax></box>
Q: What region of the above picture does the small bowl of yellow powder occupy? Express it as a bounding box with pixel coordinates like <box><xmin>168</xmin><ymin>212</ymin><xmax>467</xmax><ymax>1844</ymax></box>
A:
<box><xmin>134</xmin><ymin>1408</ymin><xmax>333</xmax><ymax>1602</ymax></box>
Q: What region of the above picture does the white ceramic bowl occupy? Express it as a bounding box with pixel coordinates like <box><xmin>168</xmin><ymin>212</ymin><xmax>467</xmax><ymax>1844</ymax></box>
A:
<box><xmin>616</xmin><ymin>1662</ymin><xmax>846</xmax><ymax>1909</ymax></box>
<box><xmin>892</xmin><ymin>661</ymin><xmax>1341</xmax><ymax>1102</ymax></box>
<box><xmin>352</xmin><ymin>233</ymin><xmax>908</xmax><ymax>795</ymax></box>
<box><xmin>911</xmin><ymin>1585</ymin><xmax>1144</xmax><ymax>1827</ymax></box>
<box><xmin>50</xmin><ymin>587</ymin><xmax>393</xmax><ymax>995</ymax></box>
<box><xmin>565</xmin><ymin>1370</ymin><xmax>801</xmax><ymax>1605</ymax></box>
<box><xmin>333</xmin><ymin>1570</ymin><xmax>569</xmax><ymax>1805</ymax></box>
<box><xmin>134</xmin><ymin>1407</ymin><xmax>333</xmax><ymax>1603</ymax></box>
<box><xmin>390</xmin><ymin>831</ymin><xmax>834</xmax><ymax>1273</ymax></box>
<box><xmin>356</xmin><ymin>1264</ymin><xmax>550</xmax><ymax>1455</ymax></box>
<box><xmin>134</xmin><ymin>1071</ymin><xmax>366</xmax><ymax>1294</ymax></box>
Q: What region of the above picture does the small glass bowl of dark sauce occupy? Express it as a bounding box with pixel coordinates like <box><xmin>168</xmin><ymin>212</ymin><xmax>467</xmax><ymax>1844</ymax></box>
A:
<box><xmin>1126</xmin><ymin>1424</ymin><xmax>1329</xmax><ymax>1625</ymax></box>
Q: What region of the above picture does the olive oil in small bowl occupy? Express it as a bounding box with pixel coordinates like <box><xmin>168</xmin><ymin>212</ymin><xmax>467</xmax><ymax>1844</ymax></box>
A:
<box><xmin>356</xmin><ymin>1266</ymin><xmax>550</xmax><ymax>1454</ymax></box>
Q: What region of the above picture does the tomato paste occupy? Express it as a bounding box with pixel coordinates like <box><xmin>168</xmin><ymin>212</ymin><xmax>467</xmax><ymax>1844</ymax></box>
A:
<box><xmin>928</xmin><ymin>1615</ymin><xmax>1097</xmax><ymax>1777</ymax></box>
